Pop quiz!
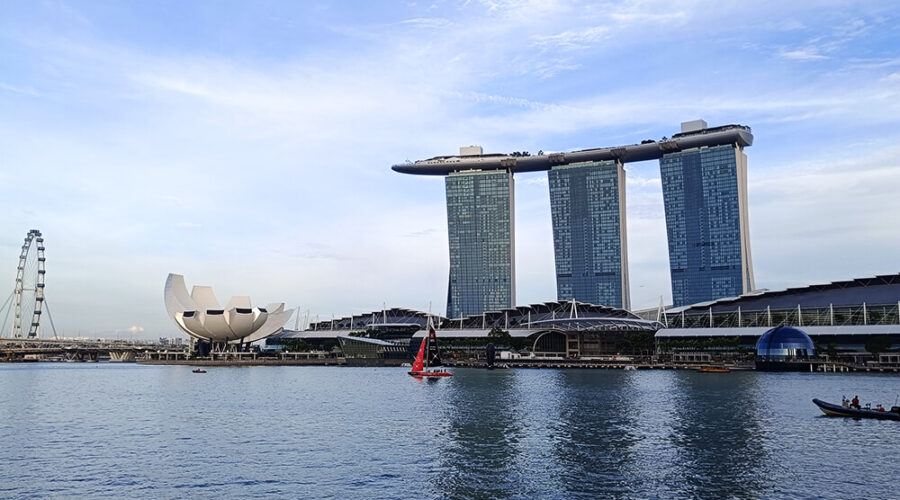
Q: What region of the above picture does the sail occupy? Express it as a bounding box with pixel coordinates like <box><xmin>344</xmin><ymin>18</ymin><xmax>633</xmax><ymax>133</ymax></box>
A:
<box><xmin>486</xmin><ymin>342</ymin><xmax>496</xmax><ymax>367</ymax></box>
<box><xmin>426</xmin><ymin>327</ymin><xmax>442</xmax><ymax>367</ymax></box>
<box><xmin>411</xmin><ymin>336</ymin><xmax>426</xmax><ymax>373</ymax></box>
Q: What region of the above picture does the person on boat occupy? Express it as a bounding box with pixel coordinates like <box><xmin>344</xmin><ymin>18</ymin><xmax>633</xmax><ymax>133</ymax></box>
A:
<box><xmin>876</xmin><ymin>404</ymin><xmax>886</xmax><ymax>412</ymax></box>
<box><xmin>851</xmin><ymin>395</ymin><xmax>860</xmax><ymax>409</ymax></box>
<box><xmin>842</xmin><ymin>396</ymin><xmax>849</xmax><ymax>408</ymax></box>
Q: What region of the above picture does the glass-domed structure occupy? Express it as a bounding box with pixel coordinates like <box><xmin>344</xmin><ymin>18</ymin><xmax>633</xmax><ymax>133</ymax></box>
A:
<box><xmin>755</xmin><ymin>326</ymin><xmax>815</xmax><ymax>371</ymax></box>
<box><xmin>756</xmin><ymin>326</ymin><xmax>815</xmax><ymax>358</ymax></box>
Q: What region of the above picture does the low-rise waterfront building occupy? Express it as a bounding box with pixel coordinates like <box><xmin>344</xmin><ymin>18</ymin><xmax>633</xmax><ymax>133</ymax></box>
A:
<box><xmin>268</xmin><ymin>274</ymin><xmax>900</xmax><ymax>365</ymax></box>
<box><xmin>654</xmin><ymin>273</ymin><xmax>900</xmax><ymax>358</ymax></box>
<box><xmin>269</xmin><ymin>301</ymin><xmax>660</xmax><ymax>358</ymax></box>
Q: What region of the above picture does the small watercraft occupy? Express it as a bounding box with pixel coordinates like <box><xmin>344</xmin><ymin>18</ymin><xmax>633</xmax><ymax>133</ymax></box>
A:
<box><xmin>408</xmin><ymin>327</ymin><xmax>452</xmax><ymax>378</ymax></box>
<box><xmin>812</xmin><ymin>399</ymin><xmax>900</xmax><ymax>420</ymax></box>
<box><xmin>698</xmin><ymin>366</ymin><xmax>730</xmax><ymax>373</ymax></box>
<box><xmin>192</xmin><ymin>368</ymin><xmax>207</xmax><ymax>374</ymax></box>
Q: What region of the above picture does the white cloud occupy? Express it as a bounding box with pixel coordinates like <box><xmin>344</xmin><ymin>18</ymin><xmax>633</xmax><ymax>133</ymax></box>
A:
<box><xmin>627</xmin><ymin>176</ymin><xmax>661</xmax><ymax>189</ymax></box>
<box><xmin>0</xmin><ymin>82</ymin><xmax>40</xmax><ymax>96</ymax></box>
<box><xmin>531</xmin><ymin>26</ymin><xmax>611</xmax><ymax>50</ymax></box>
<box><xmin>779</xmin><ymin>48</ymin><xmax>829</xmax><ymax>60</ymax></box>
<box><xmin>398</xmin><ymin>17</ymin><xmax>452</xmax><ymax>29</ymax></box>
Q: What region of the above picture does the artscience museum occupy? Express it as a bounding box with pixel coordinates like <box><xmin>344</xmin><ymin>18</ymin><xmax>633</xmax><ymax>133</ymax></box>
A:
<box><xmin>164</xmin><ymin>273</ymin><xmax>293</xmax><ymax>354</ymax></box>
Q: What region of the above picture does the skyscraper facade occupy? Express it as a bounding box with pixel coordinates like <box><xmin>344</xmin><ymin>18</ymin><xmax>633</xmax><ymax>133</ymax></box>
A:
<box><xmin>660</xmin><ymin>143</ymin><xmax>754</xmax><ymax>307</ymax></box>
<box><xmin>393</xmin><ymin>120</ymin><xmax>754</xmax><ymax>314</ymax></box>
<box><xmin>445</xmin><ymin>169</ymin><xmax>516</xmax><ymax>318</ymax></box>
<box><xmin>548</xmin><ymin>160</ymin><xmax>630</xmax><ymax>309</ymax></box>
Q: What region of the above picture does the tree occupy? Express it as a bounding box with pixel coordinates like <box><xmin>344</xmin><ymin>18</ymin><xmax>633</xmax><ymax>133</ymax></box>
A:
<box><xmin>280</xmin><ymin>338</ymin><xmax>312</xmax><ymax>352</ymax></box>
<box><xmin>488</xmin><ymin>327</ymin><xmax>511</xmax><ymax>343</ymax></box>
<box><xmin>864</xmin><ymin>336</ymin><xmax>893</xmax><ymax>354</ymax></box>
<box><xmin>488</xmin><ymin>327</ymin><xmax>526</xmax><ymax>350</ymax></box>
<box><xmin>628</xmin><ymin>332</ymin><xmax>655</xmax><ymax>355</ymax></box>
<box><xmin>615</xmin><ymin>339</ymin><xmax>633</xmax><ymax>354</ymax></box>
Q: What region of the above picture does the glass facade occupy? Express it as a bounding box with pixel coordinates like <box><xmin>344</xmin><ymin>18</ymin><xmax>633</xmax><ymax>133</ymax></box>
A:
<box><xmin>660</xmin><ymin>145</ymin><xmax>754</xmax><ymax>307</ymax></box>
<box><xmin>445</xmin><ymin>170</ymin><xmax>515</xmax><ymax>318</ymax></box>
<box><xmin>548</xmin><ymin>161</ymin><xmax>630</xmax><ymax>309</ymax></box>
<box><xmin>756</xmin><ymin>326</ymin><xmax>815</xmax><ymax>359</ymax></box>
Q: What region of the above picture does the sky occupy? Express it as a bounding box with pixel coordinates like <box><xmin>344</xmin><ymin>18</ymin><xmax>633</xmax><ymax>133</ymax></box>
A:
<box><xmin>2</xmin><ymin>1</ymin><xmax>899</xmax><ymax>339</ymax></box>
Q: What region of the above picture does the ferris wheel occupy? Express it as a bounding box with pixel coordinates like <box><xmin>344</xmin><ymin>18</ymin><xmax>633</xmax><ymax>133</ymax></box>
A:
<box><xmin>6</xmin><ymin>229</ymin><xmax>46</xmax><ymax>338</ymax></box>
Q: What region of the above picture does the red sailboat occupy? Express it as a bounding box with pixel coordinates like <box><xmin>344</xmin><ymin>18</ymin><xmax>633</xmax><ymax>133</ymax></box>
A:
<box><xmin>408</xmin><ymin>327</ymin><xmax>452</xmax><ymax>378</ymax></box>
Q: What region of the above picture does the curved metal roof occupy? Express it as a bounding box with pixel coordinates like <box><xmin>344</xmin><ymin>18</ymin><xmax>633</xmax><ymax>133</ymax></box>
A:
<box><xmin>656</xmin><ymin>324</ymin><xmax>900</xmax><ymax>338</ymax></box>
<box><xmin>304</xmin><ymin>300</ymin><xmax>642</xmax><ymax>333</ymax></box>
<box><xmin>668</xmin><ymin>273</ymin><xmax>900</xmax><ymax>314</ymax></box>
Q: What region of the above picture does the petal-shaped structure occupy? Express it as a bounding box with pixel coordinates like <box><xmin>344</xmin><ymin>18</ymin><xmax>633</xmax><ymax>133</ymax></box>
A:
<box><xmin>173</xmin><ymin>312</ymin><xmax>191</xmax><ymax>334</ymax></box>
<box><xmin>164</xmin><ymin>274</ymin><xmax>293</xmax><ymax>345</ymax></box>
<box><xmin>203</xmin><ymin>309</ymin><xmax>235</xmax><ymax>341</ymax></box>
<box><xmin>225</xmin><ymin>296</ymin><xmax>251</xmax><ymax>310</ymax></box>
<box><xmin>227</xmin><ymin>307</ymin><xmax>255</xmax><ymax>338</ymax></box>
<box><xmin>244</xmin><ymin>307</ymin><xmax>294</xmax><ymax>343</ymax></box>
<box><xmin>180</xmin><ymin>311</ymin><xmax>213</xmax><ymax>340</ymax></box>
<box><xmin>165</xmin><ymin>274</ymin><xmax>198</xmax><ymax>317</ymax></box>
<box><xmin>191</xmin><ymin>286</ymin><xmax>221</xmax><ymax>311</ymax></box>
<box><xmin>251</xmin><ymin>309</ymin><xmax>269</xmax><ymax>331</ymax></box>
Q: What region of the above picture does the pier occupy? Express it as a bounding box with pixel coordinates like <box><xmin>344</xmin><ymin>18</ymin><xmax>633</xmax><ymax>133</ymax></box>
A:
<box><xmin>446</xmin><ymin>358</ymin><xmax>900</xmax><ymax>372</ymax></box>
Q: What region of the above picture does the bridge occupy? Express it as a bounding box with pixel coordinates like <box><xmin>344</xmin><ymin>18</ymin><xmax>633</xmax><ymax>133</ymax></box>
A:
<box><xmin>0</xmin><ymin>337</ymin><xmax>189</xmax><ymax>362</ymax></box>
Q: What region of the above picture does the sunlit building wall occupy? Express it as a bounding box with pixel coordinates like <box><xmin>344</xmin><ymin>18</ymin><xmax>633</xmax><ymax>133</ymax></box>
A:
<box><xmin>548</xmin><ymin>160</ymin><xmax>630</xmax><ymax>309</ymax></box>
<box><xmin>660</xmin><ymin>139</ymin><xmax>754</xmax><ymax>307</ymax></box>
<box><xmin>445</xmin><ymin>169</ymin><xmax>516</xmax><ymax>318</ymax></box>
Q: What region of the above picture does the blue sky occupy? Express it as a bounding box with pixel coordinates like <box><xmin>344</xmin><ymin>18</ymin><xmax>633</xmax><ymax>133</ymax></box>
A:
<box><xmin>2</xmin><ymin>1</ymin><xmax>899</xmax><ymax>338</ymax></box>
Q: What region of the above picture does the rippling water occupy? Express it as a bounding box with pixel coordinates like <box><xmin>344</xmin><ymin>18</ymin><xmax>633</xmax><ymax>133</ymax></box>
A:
<box><xmin>1</xmin><ymin>364</ymin><xmax>898</xmax><ymax>499</ymax></box>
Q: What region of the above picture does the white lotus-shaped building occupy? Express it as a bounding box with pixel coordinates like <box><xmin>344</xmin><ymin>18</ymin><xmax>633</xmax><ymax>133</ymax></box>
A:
<box><xmin>164</xmin><ymin>273</ymin><xmax>293</xmax><ymax>345</ymax></box>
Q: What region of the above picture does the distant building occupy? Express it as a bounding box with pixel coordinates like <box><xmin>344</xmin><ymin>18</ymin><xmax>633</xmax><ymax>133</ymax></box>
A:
<box><xmin>656</xmin><ymin>273</ymin><xmax>900</xmax><ymax>354</ymax></box>
<box><xmin>273</xmin><ymin>301</ymin><xmax>660</xmax><ymax>358</ymax></box>
<box><xmin>445</xmin><ymin>168</ymin><xmax>516</xmax><ymax>318</ymax></box>
<box><xmin>660</xmin><ymin>121</ymin><xmax>755</xmax><ymax>306</ymax></box>
<box><xmin>549</xmin><ymin>160</ymin><xmax>630</xmax><ymax>309</ymax></box>
<box><xmin>392</xmin><ymin>121</ymin><xmax>755</xmax><ymax>315</ymax></box>
<box><xmin>336</xmin><ymin>336</ymin><xmax>410</xmax><ymax>363</ymax></box>
<box><xmin>164</xmin><ymin>273</ymin><xmax>293</xmax><ymax>354</ymax></box>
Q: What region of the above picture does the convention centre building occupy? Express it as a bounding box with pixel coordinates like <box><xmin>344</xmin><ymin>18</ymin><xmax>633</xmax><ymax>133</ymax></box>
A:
<box><xmin>267</xmin><ymin>301</ymin><xmax>662</xmax><ymax>359</ymax></box>
<box><xmin>653</xmin><ymin>273</ymin><xmax>900</xmax><ymax>356</ymax></box>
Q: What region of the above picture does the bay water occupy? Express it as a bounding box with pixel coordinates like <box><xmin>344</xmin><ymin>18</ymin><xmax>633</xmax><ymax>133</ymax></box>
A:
<box><xmin>2</xmin><ymin>364</ymin><xmax>898</xmax><ymax>499</ymax></box>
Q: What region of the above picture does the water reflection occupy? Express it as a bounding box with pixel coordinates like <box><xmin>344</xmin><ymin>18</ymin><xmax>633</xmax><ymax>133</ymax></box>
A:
<box><xmin>547</xmin><ymin>370</ymin><xmax>641</xmax><ymax>498</ymax></box>
<box><xmin>667</xmin><ymin>371</ymin><xmax>771</xmax><ymax>498</ymax></box>
<box><xmin>435</xmin><ymin>369</ymin><xmax>526</xmax><ymax>499</ymax></box>
<box><xmin>619</xmin><ymin>370</ymin><xmax>683</xmax><ymax>497</ymax></box>
<box><xmin>3</xmin><ymin>365</ymin><xmax>898</xmax><ymax>499</ymax></box>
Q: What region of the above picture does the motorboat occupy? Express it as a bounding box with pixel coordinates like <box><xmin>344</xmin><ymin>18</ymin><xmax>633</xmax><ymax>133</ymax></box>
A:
<box><xmin>812</xmin><ymin>399</ymin><xmax>900</xmax><ymax>420</ymax></box>
<box><xmin>698</xmin><ymin>366</ymin><xmax>731</xmax><ymax>373</ymax></box>
<box><xmin>192</xmin><ymin>368</ymin><xmax>207</xmax><ymax>374</ymax></box>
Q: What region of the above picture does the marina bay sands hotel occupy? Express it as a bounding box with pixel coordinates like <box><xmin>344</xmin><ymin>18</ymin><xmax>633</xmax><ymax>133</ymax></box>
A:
<box><xmin>392</xmin><ymin>120</ymin><xmax>755</xmax><ymax>318</ymax></box>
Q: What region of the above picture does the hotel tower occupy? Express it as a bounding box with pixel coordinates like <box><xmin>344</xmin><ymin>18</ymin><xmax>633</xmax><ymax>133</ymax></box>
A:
<box><xmin>392</xmin><ymin>120</ymin><xmax>754</xmax><ymax>316</ymax></box>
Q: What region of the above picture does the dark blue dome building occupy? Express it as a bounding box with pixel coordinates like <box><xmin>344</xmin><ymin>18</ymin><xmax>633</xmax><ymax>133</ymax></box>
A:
<box><xmin>756</xmin><ymin>326</ymin><xmax>815</xmax><ymax>371</ymax></box>
<box><xmin>757</xmin><ymin>326</ymin><xmax>815</xmax><ymax>358</ymax></box>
